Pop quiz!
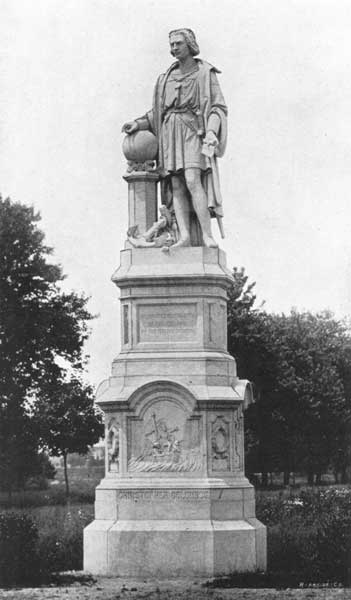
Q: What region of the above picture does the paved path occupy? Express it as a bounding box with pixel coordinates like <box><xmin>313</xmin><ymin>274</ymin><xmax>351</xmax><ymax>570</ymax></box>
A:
<box><xmin>1</xmin><ymin>578</ymin><xmax>351</xmax><ymax>600</ymax></box>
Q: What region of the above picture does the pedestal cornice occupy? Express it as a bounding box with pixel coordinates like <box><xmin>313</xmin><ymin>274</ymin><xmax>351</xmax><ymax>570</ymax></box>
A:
<box><xmin>112</xmin><ymin>246</ymin><xmax>233</xmax><ymax>290</ymax></box>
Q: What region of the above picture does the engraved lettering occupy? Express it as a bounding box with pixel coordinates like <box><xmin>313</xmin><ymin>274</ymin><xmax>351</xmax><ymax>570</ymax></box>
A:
<box><xmin>137</xmin><ymin>304</ymin><xmax>197</xmax><ymax>343</ymax></box>
<box><xmin>116</xmin><ymin>489</ymin><xmax>210</xmax><ymax>501</ymax></box>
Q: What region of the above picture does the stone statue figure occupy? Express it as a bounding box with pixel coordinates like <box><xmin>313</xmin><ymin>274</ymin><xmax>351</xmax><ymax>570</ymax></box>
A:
<box><xmin>107</xmin><ymin>419</ymin><xmax>119</xmax><ymax>472</ymax></box>
<box><xmin>127</xmin><ymin>205</ymin><xmax>178</xmax><ymax>249</ymax></box>
<box><xmin>122</xmin><ymin>28</ymin><xmax>228</xmax><ymax>248</ymax></box>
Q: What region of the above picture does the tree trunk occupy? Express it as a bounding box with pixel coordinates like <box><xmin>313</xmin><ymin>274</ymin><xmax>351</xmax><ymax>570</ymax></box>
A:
<box><xmin>307</xmin><ymin>471</ymin><xmax>314</xmax><ymax>485</ymax></box>
<box><xmin>283</xmin><ymin>470</ymin><xmax>290</xmax><ymax>486</ymax></box>
<box><xmin>261</xmin><ymin>471</ymin><xmax>268</xmax><ymax>488</ymax></box>
<box><xmin>315</xmin><ymin>472</ymin><xmax>322</xmax><ymax>486</ymax></box>
<box><xmin>341</xmin><ymin>465</ymin><xmax>348</xmax><ymax>484</ymax></box>
<box><xmin>63</xmin><ymin>452</ymin><xmax>70</xmax><ymax>501</ymax></box>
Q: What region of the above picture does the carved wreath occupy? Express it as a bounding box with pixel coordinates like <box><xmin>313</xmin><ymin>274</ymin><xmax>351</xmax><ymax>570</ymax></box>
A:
<box><xmin>211</xmin><ymin>425</ymin><xmax>229</xmax><ymax>459</ymax></box>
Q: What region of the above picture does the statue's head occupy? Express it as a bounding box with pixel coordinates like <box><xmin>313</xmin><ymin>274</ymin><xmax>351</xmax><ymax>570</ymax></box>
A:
<box><xmin>169</xmin><ymin>28</ymin><xmax>200</xmax><ymax>57</ymax></box>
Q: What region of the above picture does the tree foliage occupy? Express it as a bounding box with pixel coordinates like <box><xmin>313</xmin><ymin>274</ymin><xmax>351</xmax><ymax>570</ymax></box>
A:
<box><xmin>0</xmin><ymin>403</ymin><xmax>40</xmax><ymax>494</ymax></box>
<box><xmin>37</xmin><ymin>378</ymin><xmax>103</xmax><ymax>497</ymax></box>
<box><xmin>227</xmin><ymin>268</ymin><xmax>351</xmax><ymax>485</ymax></box>
<box><xmin>0</xmin><ymin>196</ymin><xmax>98</xmax><ymax>494</ymax></box>
<box><xmin>0</xmin><ymin>197</ymin><xmax>92</xmax><ymax>403</ymax></box>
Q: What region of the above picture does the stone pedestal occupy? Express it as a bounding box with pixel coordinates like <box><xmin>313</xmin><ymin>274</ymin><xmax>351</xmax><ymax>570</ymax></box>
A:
<box><xmin>124</xmin><ymin>171</ymin><xmax>159</xmax><ymax>235</ymax></box>
<box><xmin>84</xmin><ymin>244</ymin><xmax>267</xmax><ymax>577</ymax></box>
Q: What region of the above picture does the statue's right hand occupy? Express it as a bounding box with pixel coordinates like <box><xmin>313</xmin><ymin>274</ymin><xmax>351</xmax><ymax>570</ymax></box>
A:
<box><xmin>121</xmin><ymin>120</ymin><xmax>139</xmax><ymax>134</ymax></box>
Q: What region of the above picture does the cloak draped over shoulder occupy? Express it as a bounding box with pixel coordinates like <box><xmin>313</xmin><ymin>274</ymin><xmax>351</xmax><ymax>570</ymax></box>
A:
<box><xmin>144</xmin><ymin>59</ymin><xmax>228</xmax><ymax>218</ymax></box>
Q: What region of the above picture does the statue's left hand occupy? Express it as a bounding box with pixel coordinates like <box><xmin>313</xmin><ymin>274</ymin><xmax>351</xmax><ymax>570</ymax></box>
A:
<box><xmin>203</xmin><ymin>130</ymin><xmax>218</xmax><ymax>148</ymax></box>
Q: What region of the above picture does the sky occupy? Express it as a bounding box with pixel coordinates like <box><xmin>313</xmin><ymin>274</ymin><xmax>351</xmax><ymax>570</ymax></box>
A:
<box><xmin>1</xmin><ymin>0</ymin><xmax>351</xmax><ymax>386</ymax></box>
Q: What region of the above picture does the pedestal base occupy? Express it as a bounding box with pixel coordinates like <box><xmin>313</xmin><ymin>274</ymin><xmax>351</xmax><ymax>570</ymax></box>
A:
<box><xmin>84</xmin><ymin>480</ymin><xmax>266</xmax><ymax>577</ymax></box>
<box><xmin>84</xmin><ymin>517</ymin><xmax>266</xmax><ymax>578</ymax></box>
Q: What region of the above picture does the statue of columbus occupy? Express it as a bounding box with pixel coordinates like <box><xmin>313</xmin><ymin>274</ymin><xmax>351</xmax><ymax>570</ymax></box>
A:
<box><xmin>122</xmin><ymin>28</ymin><xmax>228</xmax><ymax>248</ymax></box>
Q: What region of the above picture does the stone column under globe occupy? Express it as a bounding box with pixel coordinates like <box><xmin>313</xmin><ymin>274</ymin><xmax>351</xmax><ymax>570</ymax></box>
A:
<box><xmin>83</xmin><ymin>130</ymin><xmax>267</xmax><ymax>578</ymax></box>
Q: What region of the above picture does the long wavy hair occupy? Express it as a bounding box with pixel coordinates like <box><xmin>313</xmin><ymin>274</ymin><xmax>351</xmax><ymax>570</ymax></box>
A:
<box><xmin>169</xmin><ymin>29</ymin><xmax>200</xmax><ymax>57</ymax></box>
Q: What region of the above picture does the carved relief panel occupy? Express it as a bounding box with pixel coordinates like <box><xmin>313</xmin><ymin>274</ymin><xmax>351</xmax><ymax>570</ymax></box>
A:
<box><xmin>210</xmin><ymin>415</ymin><xmax>231</xmax><ymax>471</ymax></box>
<box><xmin>208</xmin><ymin>409</ymin><xmax>244</xmax><ymax>474</ymax></box>
<box><xmin>128</xmin><ymin>399</ymin><xmax>202</xmax><ymax>473</ymax></box>
<box><xmin>233</xmin><ymin>405</ymin><xmax>244</xmax><ymax>471</ymax></box>
<box><xmin>106</xmin><ymin>417</ymin><xmax>120</xmax><ymax>473</ymax></box>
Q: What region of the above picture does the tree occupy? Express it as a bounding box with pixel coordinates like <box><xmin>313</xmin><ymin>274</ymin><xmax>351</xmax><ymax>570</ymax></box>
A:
<box><xmin>0</xmin><ymin>197</ymin><xmax>93</xmax><ymax>398</ymax></box>
<box><xmin>266</xmin><ymin>310</ymin><xmax>351</xmax><ymax>485</ymax></box>
<box><xmin>227</xmin><ymin>268</ymin><xmax>351</xmax><ymax>486</ymax></box>
<box><xmin>227</xmin><ymin>268</ymin><xmax>282</xmax><ymax>484</ymax></box>
<box><xmin>0</xmin><ymin>196</ymin><xmax>95</xmax><ymax>493</ymax></box>
<box><xmin>37</xmin><ymin>378</ymin><xmax>103</xmax><ymax>499</ymax></box>
<box><xmin>0</xmin><ymin>402</ymin><xmax>40</xmax><ymax>498</ymax></box>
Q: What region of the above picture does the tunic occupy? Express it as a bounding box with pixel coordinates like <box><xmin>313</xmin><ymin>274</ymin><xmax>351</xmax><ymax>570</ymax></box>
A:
<box><xmin>160</xmin><ymin>66</ymin><xmax>209</xmax><ymax>173</ymax></box>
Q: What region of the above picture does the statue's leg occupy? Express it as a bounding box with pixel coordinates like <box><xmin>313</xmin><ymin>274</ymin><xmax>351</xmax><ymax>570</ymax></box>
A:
<box><xmin>171</xmin><ymin>175</ymin><xmax>191</xmax><ymax>247</ymax></box>
<box><xmin>184</xmin><ymin>168</ymin><xmax>218</xmax><ymax>248</ymax></box>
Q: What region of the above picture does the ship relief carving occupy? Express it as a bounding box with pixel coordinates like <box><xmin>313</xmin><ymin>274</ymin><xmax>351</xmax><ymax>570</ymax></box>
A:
<box><xmin>128</xmin><ymin>400</ymin><xmax>202</xmax><ymax>472</ymax></box>
<box><xmin>211</xmin><ymin>415</ymin><xmax>230</xmax><ymax>471</ymax></box>
<box><xmin>107</xmin><ymin>417</ymin><xmax>120</xmax><ymax>472</ymax></box>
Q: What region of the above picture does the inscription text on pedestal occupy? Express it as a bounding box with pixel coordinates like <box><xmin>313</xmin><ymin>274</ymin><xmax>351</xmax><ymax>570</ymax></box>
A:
<box><xmin>137</xmin><ymin>303</ymin><xmax>197</xmax><ymax>343</ymax></box>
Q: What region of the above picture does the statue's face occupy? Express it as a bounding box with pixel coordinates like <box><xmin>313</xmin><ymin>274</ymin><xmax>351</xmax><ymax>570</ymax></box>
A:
<box><xmin>169</xmin><ymin>33</ymin><xmax>191</xmax><ymax>60</ymax></box>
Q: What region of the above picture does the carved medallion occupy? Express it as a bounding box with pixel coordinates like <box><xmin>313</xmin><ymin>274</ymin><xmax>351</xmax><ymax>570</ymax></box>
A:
<box><xmin>211</xmin><ymin>415</ymin><xmax>230</xmax><ymax>471</ymax></box>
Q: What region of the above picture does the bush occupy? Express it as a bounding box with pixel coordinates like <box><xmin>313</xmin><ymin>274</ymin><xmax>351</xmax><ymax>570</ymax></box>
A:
<box><xmin>256</xmin><ymin>493</ymin><xmax>291</xmax><ymax>525</ymax></box>
<box><xmin>0</xmin><ymin>512</ymin><xmax>39</xmax><ymax>586</ymax></box>
<box><xmin>36</xmin><ymin>505</ymin><xmax>93</xmax><ymax>574</ymax></box>
<box><xmin>257</xmin><ymin>487</ymin><xmax>351</xmax><ymax>585</ymax></box>
<box><xmin>0</xmin><ymin>505</ymin><xmax>94</xmax><ymax>586</ymax></box>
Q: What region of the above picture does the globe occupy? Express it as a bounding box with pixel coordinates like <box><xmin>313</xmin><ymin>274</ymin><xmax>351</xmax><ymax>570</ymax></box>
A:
<box><xmin>122</xmin><ymin>131</ymin><xmax>158</xmax><ymax>162</ymax></box>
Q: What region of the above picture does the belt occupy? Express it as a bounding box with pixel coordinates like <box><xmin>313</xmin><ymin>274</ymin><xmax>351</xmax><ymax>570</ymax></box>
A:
<box><xmin>163</xmin><ymin>108</ymin><xmax>203</xmax><ymax>136</ymax></box>
<box><xmin>165</xmin><ymin>108</ymin><xmax>191</xmax><ymax>114</ymax></box>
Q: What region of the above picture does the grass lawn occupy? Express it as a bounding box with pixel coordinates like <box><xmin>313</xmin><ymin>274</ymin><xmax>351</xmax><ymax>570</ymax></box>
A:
<box><xmin>1</xmin><ymin>471</ymin><xmax>351</xmax><ymax>588</ymax></box>
<box><xmin>2</xmin><ymin>503</ymin><xmax>94</xmax><ymax>576</ymax></box>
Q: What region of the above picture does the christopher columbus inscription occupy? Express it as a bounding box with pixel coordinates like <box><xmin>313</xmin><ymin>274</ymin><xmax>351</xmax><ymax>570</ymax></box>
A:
<box><xmin>122</xmin><ymin>28</ymin><xmax>227</xmax><ymax>248</ymax></box>
<box><xmin>137</xmin><ymin>303</ymin><xmax>197</xmax><ymax>343</ymax></box>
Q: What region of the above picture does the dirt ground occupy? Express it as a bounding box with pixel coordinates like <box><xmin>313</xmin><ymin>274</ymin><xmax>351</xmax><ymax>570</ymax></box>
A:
<box><xmin>1</xmin><ymin>578</ymin><xmax>351</xmax><ymax>600</ymax></box>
